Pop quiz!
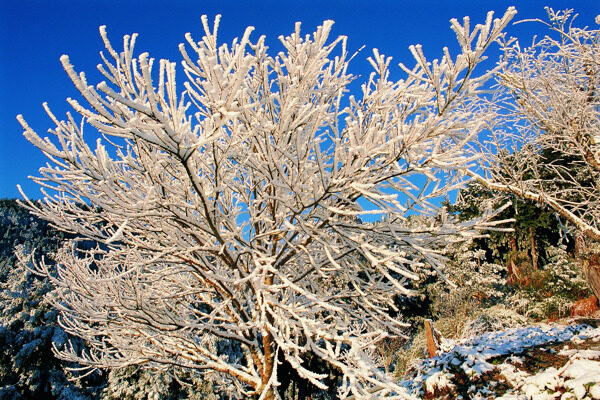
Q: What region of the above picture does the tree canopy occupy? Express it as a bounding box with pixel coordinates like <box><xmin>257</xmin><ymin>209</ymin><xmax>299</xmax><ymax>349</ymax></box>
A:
<box><xmin>18</xmin><ymin>10</ymin><xmax>516</xmax><ymax>399</ymax></box>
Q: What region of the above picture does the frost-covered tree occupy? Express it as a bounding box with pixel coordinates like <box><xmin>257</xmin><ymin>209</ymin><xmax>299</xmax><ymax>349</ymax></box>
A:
<box><xmin>472</xmin><ymin>8</ymin><xmax>600</xmax><ymax>299</ymax></box>
<box><xmin>18</xmin><ymin>10</ymin><xmax>515</xmax><ymax>399</ymax></box>
<box><xmin>102</xmin><ymin>365</ymin><xmax>216</xmax><ymax>400</ymax></box>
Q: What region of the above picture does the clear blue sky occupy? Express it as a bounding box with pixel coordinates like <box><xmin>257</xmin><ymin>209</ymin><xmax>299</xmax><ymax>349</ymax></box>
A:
<box><xmin>1</xmin><ymin>0</ymin><xmax>598</xmax><ymax>199</ymax></box>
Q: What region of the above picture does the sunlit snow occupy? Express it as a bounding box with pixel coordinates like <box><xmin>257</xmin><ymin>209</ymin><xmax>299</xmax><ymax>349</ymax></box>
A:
<box><xmin>400</xmin><ymin>323</ymin><xmax>600</xmax><ymax>399</ymax></box>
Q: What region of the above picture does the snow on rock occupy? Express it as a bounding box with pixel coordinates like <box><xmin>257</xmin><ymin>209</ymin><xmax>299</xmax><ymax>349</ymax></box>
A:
<box><xmin>424</xmin><ymin>370</ymin><xmax>454</xmax><ymax>394</ymax></box>
<box><xmin>563</xmin><ymin>360</ymin><xmax>600</xmax><ymax>399</ymax></box>
<box><xmin>519</xmin><ymin>367</ymin><xmax>561</xmax><ymax>399</ymax></box>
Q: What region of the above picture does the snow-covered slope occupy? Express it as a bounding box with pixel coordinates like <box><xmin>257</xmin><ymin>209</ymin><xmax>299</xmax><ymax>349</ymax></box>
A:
<box><xmin>400</xmin><ymin>323</ymin><xmax>600</xmax><ymax>399</ymax></box>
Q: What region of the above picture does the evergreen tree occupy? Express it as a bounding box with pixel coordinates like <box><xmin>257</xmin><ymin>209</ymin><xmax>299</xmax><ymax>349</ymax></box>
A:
<box><xmin>447</xmin><ymin>183</ymin><xmax>563</xmax><ymax>284</ymax></box>
<box><xmin>0</xmin><ymin>200</ymin><xmax>103</xmax><ymax>399</ymax></box>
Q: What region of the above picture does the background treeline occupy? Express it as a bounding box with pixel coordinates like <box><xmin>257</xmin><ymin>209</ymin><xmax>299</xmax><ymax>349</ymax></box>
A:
<box><xmin>393</xmin><ymin>182</ymin><xmax>593</xmax><ymax>376</ymax></box>
<box><xmin>0</xmin><ymin>199</ymin><xmax>219</xmax><ymax>400</ymax></box>
<box><xmin>0</xmin><ymin>194</ymin><xmax>593</xmax><ymax>399</ymax></box>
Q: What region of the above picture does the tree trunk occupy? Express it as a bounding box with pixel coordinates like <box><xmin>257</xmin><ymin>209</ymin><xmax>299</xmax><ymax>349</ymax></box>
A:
<box><xmin>259</xmin><ymin>330</ymin><xmax>276</xmax><ymax>400</ymax></box>
<box><xmin>575</xmin><ymin>233</ymin><xmax>600</xmax><ymax>302</ymax></box>
<box><xmin>508</xmin><ymin>235</ymin><xmax>519</xmax><ymax>284</ymax></box>
<box><xmin>529</xmin><ymin>226</ymin><xmax>538</xmax><ymax>270</ymax></box>
<box><xmin>263</xmin><ymin>388</ymin><xmax>276</xmax><ymax>400</ymax></box>
<box><xmin>583</xmin><ymin>254</ymin><xmax>600</xmax><ymax>302</ymax></box>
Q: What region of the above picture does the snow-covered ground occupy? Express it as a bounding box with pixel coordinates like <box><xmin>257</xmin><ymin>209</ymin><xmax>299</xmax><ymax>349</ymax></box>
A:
<box><xmin>400</xmin><ymin>322</ymin><xmax>600</xmax><ymax>399</ymax></box>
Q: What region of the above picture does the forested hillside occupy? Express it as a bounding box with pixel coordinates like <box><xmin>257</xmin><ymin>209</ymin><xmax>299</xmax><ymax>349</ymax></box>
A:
<box><xmin>0</xmin><ymin>199</ymin><xmax>104</xmax><ymax>399</ymax></box>
<box><xmin>0</xmin><ymin>200</ymin><xmax>217</xmax><ymax>399</ymax></box>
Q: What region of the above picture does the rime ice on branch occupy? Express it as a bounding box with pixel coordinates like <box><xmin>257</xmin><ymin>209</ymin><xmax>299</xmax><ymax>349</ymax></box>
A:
<box><xmin>471</xmin><ymin>8</ymin><xmax>600</xmax><ymax>300</ymax></box>
<box><xmin>19</xmin><ymin>9</ymin><xmax>515</xmax><ymax>399</ymax></box>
